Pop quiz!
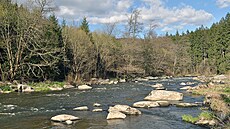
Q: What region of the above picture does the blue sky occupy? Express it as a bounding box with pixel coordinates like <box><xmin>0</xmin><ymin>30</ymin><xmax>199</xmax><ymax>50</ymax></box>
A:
<box><xmin>17</xmin><ymin>0</ymin><xmax>230</xmax><ymax>36</ymax></box>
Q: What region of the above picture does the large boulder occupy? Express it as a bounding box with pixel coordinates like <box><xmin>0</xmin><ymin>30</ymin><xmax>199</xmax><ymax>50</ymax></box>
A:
<box><xmin>106</xmin><ymin>111</ymin><xmax>126</xmax><ymax>120</ymax></box>
<box><xmin>108</xmin><ymin>105</ymin><xmax>141</xmax><ymax>115</ymax></box>
<box><xmin>73</xmin><ymin>106</ymin><xmax>89</xmax><ymax>111</ymax></box>
<box><xmin>78</xmin><ymin>85</ymin><xmax>92</xmax><ymax>90</ymax></box>
<box><xmin>51</xmin><ymin>114</ymin><xmax>80</xmax><ymax>122</ymax></box>
<box><xmin>144</xmin><ymin>90</ymin><xmax>183</xmax><ymax>101</ymax></box>
<box><xmin>133</xmin><ymin>101</ymin><xmax>159</xmax><ymax>108</ymax></box>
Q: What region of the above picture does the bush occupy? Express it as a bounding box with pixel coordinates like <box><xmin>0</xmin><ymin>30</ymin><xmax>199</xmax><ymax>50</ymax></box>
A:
<box><xmin>182</xmin><ymin>114</ymin><xmax>199</xmax><ymax>123</ymax></box>
<box><xmin>199</xmin><ymin>111</ymin><xmax>213</xmax><ymax>120</ymax></box>
<box><xmin>0</xmin><ymin>85</ymin><xmax>12</xmax><ymax>92</ymax></box>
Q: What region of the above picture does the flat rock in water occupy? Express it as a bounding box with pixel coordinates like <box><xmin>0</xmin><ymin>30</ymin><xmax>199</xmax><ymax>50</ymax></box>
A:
<box><xmin>51</xmin><ymin>114</ymin><xmax>80</xmax><ymax>122</ymax></box>
<box><xmin>63</xmin><ymin>84</ymin><xmax>75</xmax><ymax>89</ymax></box>
<box><xmin>144</xmin><ymin>90</ymin><xmax>183</xmax><ymax>101</ymax></box>
<box><xmin>133</xmin><ymin>101</ymin><xmax>159</xmax><ymax>108</ymax></box>
<box><xmin>176</xmin><ymin>103</ymin><xmax>198</xmax><ymax>107</ymax></box>
<box><xmin>109</xmin><ymin>105</ymin><xmax>141</xmax><ymax>115</ymax></box>
<box><xmin>180</xmin><ymin>86</ymin><xmax>192</xmax><ymax>90</ymax></box>
<box><xmin>180</xmin><ymin>82</ymin><xmax>187</xmax><ymax>86</ymax></box>
<box><xmin>73</xmin><ymin>106</ymin><xmax>89</xmax><ymax>111</ymax></box>
<box><xmin>106</xmin><ymin>111</ymin><xmax>126</xmax><ymax>120</ymax></box>
<box><xmin>49</xmin><ymin>87</ymin><xmax>63</xmax><ymax>91</ymax></box>
<box><xmin>78</xmin><ymin>85</ymin><xmax>92</xmax><ymax>90</ymax></box>
<box><xmin>155</xmin><ymin>87</ymin><xmax>166</xmax><ymax>90</ymax></box>
<box><xmin>156</xmin><ymin>101</ymin><xmax>170</xmax><ymax>107</ymax></box>
<box><xmin>93</xmin><ymin>103</ymin><xmax>101</xmax><ymax>107</ymax></box>
<box><xmin>92</xmin><ymin>108</ymin><xmax>103</xmax><ymax>112</ymax></box>
<box><xmin>151</xmin><ymin>83</ymin><xmax>163</xmax><ymax>88</ymax></box>
<box><xmin>65</xmin><ymin>120</ymin><xmax>73</xmax><ymax>125</ymax></box>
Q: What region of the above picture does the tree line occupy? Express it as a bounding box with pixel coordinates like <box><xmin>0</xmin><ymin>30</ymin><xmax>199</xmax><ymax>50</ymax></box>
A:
<box><xmin>0</xmin><ymin>0</ymin><xmax>229</xmax><ymax>83</ymax></box>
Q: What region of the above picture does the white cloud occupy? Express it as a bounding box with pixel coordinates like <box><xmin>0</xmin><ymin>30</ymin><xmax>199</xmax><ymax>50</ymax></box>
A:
<box><xmin>216</xmin><ymin>0</ymin><xmax>230</xmax><ymax>8</ymax></box>
<box><xmin>16</xmin><ymin>0</ymin><xmax>214</xmax><ymax>33</ymax></box>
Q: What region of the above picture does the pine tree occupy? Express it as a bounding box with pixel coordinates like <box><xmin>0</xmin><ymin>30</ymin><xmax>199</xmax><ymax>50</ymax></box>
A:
<box><xmin>80</xmin><ymin>17</ymin><xmax>90</xmax><ymax>35</ymax></box>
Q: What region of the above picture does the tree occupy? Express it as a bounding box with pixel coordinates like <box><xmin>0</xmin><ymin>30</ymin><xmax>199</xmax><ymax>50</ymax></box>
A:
<box><xmin>125</xmin><ymin>9</ymin><xmax>143</xmax><ymax>39</ymax></box>
<box><xmin>80</xmin><ymin>17</ymin><xmax>90</xmax><ymax>35</ymax></box>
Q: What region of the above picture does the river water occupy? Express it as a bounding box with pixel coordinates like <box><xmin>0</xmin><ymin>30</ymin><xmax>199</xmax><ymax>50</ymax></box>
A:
<box><xmin>0</xmin><ymin>77</ymin><xmax>208</xmax><ymax>129</ymax></box>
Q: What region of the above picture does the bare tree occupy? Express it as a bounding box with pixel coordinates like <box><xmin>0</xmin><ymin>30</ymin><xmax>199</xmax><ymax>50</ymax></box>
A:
<box><xmin>144</xmin><ymin>20</ymin><xmax>158</xmax><ymax>40</ymax></box>
<box><xmin>103</xmin><ymin>22</ymin><xmax>118</xmax><ymax>36</ymax></box>
<box><xmin>125</xmin><ymin>9</ymin><xmax>143</xmax><ymax>38</ymax></box>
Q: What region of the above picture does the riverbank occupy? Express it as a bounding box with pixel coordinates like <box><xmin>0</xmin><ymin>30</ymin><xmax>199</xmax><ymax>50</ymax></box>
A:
<box><xmin>0</xmin><ymin>76</ymin><xmax>173</xmax><ymax>93</ymax></box>
<box><xmin>184</xmin><ymin>74</ymin><xmax>230</xmax><ymax>128</ymax></box>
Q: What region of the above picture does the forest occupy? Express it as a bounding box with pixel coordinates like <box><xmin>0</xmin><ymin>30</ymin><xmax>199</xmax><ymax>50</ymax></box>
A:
<box><xmin>0</xmin><ymin>0</ymin><xmax>229</xmax><ymax>83</ymax></box>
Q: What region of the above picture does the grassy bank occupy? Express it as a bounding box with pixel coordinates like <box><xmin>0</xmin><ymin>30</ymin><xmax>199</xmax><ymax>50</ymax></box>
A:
<box><xmin>188</xmin><ymin>74</ymin><xmax>230</xmax><ymax>128</ymax></box>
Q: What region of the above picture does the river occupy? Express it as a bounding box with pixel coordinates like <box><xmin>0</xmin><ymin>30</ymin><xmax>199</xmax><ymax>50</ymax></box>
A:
<box><xmin>0</xmin><ymin>77</ymin><xmax>207</xmax><ymax>129</ymax></box>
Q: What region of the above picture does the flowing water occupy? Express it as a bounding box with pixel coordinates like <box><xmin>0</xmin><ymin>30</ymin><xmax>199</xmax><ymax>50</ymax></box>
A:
<box><xmin>0</xmin><ymin>78</ymin><xmax>208</xmax><ymax>129</ymax></box>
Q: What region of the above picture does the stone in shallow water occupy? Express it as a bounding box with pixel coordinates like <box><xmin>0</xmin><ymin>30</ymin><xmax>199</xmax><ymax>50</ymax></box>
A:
<box><xmin>176</xmin><ymin>103</ymin><xmax>198</xmax><ymax>107</ymax></box>
<box><xmin>107</xmin><ymin>111</ymin><xmax>126</xmax><ymax>120</ymax></box>
<box><xmin>51</xmin><ymin>114</ymin><xmax>80</xmax><ymax>122</ymax></box>
<box><xmin>78</xmin><ymin>85</ymin><xmax>92</xmax><ymax>90</ymax></box>
<box><xmin>109</xmin><ymin>105</ymin><xmax>141</xmax><ymax>115</ymax></box>
<box><xmin>65</xmin><ymin>120</ymin><xmax>73</xmax><ymax>125</ymax></box>
<box><xmin>133</xmin><ymin>101</ymin><xmax>159</xmax><ymax>108</ymax></box>
<box><xmin>93</xmin><ymin>103</ymin><xmax>101</xmax><ymax>107</ymax></box>
<box><xmin>92</xmin><ymin>108</ymin><xmax>103</xmax><ymax>112</ymax></box>
<box><xmin>156</xmin><ymin>101</ymin><xmax>170</xmax><ymax>107</ymax></box>
<box><xmin>73</xmin><ymin>106</ymin><xmax>89</xmax><ymax>111</ymax></box>
<box><xmin>144</xmin><ymin>90</ymin><xmax>183</xmax><ymax>101</ymax></box>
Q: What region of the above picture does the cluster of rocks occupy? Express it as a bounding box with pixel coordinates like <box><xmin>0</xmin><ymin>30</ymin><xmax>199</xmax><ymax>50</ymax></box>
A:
<box><xmin>107</xmin><ymin>105</ymin><xmax>141</xmax><ymax>120</ymax></box>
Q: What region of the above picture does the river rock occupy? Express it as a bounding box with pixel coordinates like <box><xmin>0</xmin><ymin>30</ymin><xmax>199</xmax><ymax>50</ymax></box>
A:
<box><xmin>145</xmin><ymin>76</ymin><xmax>158</xmax><ymax>80</ymax></box>
<box><xmin>73</xmin><ymin>106</ymin><xmax>89</xmax><ymax>111</ymax></box>
<box><xmin>119</xmin><ymin>79</ymin><xmax>126</xmax><ymax>83</ymax></box>
<box><xmin>63</xmin><ymin>84</ymin><xmax>75</xmax><ymax>89</ymax></box>
<box><xmin>133</xmin><ymin>101</ymin><xmax>159</xmax><ymax>108</ymax></box>
<box><xmin>65</xmin><ymin>120</ymin><xmax>73</xmax><ymax>125</ymax></box>
<box><xmin>113</xmin><ymin>81</ymin><xmax>119</xmax><ymax>84</ymax></box>
<box><xmin>195</xmin><ymin>119</ymin><xmax>216</xmax><ymax>126</ymax></box>
<box><xmin>109</xmin><ymin>105</ymin><xmax>141</xmax><ymax>115</ymax></box>
<box><xmin>107</xmin><ymin>111</ymin><xmax>126</xmax><ymax>120</ymax></box>
<box><xmin>51</xmin><ymin>114</ymin><xmax>80</xmax><ymax>122</ymax></box>
<box><xmin>93</xmin><ymin>103</ymin><xmax>101</xmax><ymax>107</ymax></box>
<box><xmin>92</xmin><ymin>108</ymin><xmax>103</xmax><ymax>112</ymax></box>
<box><xmin>213</xmin><ymin>75</ymin><xmax>227</xmax><ymax>80</ymax></box>
<box><xmin>155</xmin><ymin>87</ymin><xmax>166</xmax><ymax>90</ymax></box>
<box><xmin>17</xmin><ymin>84</ymin><xmax>34</xmax><ymax>92</ymax></box>
<box><xmin>180</xmin><ymin>86</ymin><xmax>192</xmax><ymax>90</ymax></box>
<box><xmin>144</xmin><ymin>90</ymin><xmax>183</xmax><ymax>101</ymax></box>
<box><xmin>156</xmin><ymin>101</ymin><xmax>170</xmax><ymax>107</ymax></box>
<box><xmin>180</xmin><ymin>82</ymin><xmax>186</xmax><ymax>86</ymax></box>
<box><xmin>151</xmin><ymin>83</ymin><xmax>163</xmax><ymax>88</ymax></box>
<box><xmin>78</xmin><ymin>85</ymin><xmax>92</xmax><ymax>90</ymax></box>
<box><xmin>49</xmin><ymin>87</ymin><xmax>63</xmax><ymax>91</ymax></box>
<box><xmin>176</xmin><ymin>103</ymin><xmax>198</xmax><ymax>107</ymax></box>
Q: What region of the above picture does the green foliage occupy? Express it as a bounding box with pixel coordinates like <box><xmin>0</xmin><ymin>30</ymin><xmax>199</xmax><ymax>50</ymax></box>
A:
<box><xmin>29</xmin><ymin>81</ymin><xmax>64</xmax><ymax>92</ymax></box>
<box><xmin>199</xmin><ymin>112</ymin><xmax>213</xmax><ymax>120</ymax></box>
<box><xmin>182</xmin><ymin>112</ymin><xmax>213</xmax><ymax>124</ymax></box>
<box><xmin>80</xmin><ymin>17</ymin><xmax>90</xmax><ymax>35</ymax></box>
<box><xmin>0</xmin><ymin>85</ymin><xmax>12</xmax><ymax>92</ymax></box>
<box><xmin>182</xmin><ymin>114</ymin><xmax>199</xmax><ymax>123</ymax></box>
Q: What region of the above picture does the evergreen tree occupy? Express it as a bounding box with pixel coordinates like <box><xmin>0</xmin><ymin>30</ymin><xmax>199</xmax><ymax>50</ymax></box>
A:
<box><xmin>80</xmin><ymin>17</ymin><xmax>90</xmax><ymax>35</ymax></box>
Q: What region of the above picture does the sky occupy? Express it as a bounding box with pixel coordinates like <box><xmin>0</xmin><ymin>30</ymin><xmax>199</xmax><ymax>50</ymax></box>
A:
<box><xmin>16</xmin><ymin>0</ymin><xmax>230</xmax><ymax>36</ymax></box>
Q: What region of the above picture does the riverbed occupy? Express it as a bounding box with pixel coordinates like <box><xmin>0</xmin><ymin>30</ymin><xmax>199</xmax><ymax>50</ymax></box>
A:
<box><xmin>0</xmin><ymin>77</ymin><xmax>207</xmax><ymax>129</ymax></box>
